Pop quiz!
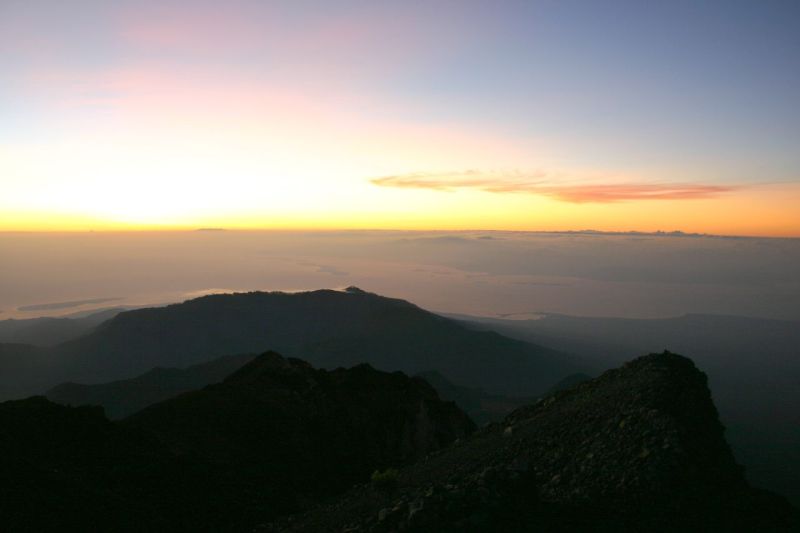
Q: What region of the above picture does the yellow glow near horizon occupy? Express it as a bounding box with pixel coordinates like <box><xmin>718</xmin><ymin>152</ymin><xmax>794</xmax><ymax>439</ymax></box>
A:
<box><xmin>3</xmin><ymin>182</ymin><xmax>800</xmax><ymax>237</ymax></box>
<box><xmin>4</xmin><ymin>114</ymin><xmax>799</xmax><ymax>237</ymax></box>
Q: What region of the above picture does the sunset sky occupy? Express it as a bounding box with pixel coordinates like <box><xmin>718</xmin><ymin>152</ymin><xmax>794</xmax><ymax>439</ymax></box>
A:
<box><xmin>2</xmin><ymin>0</ymin><xmax>799</xmax><ymax>236</ymax></box>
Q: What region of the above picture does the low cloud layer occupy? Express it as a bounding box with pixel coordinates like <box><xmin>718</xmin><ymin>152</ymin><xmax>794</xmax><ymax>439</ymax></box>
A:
<box><xmin>1</xmin><ymin>231</ymin><xmax>798</xmax><ymax>321</ymax></box>
<box><xmin>371</xmin><ymin>171</ymin><xmax>734</xmax><ymax>203</ymax></box>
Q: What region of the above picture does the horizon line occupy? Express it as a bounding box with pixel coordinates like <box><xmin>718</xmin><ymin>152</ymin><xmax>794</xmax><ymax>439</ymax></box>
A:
<box><xmin>1</xmin><ymin>227</ymin><xmax>799</xmax><ymax>239</ymax></box>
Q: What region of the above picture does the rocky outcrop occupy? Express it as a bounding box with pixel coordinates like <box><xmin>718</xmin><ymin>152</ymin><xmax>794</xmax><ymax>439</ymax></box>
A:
<box><xmin>266</xmin><ymin>352</ymin><xmax>798</xmax><ymax>532</ymax></box>
<box><xmin>0</xmin><ymin>352</ymin><xmax>475</xmax><ymax>531</ymax></box>
<box><xmin>124</xmin><ymin>352</ymin><xmax>475</xmax><ymax>512</ymax></box>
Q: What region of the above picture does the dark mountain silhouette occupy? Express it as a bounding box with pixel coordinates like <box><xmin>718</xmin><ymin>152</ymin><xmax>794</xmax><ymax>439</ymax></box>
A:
<box><xmin>268</xmin><ymin>352</ymin><xmax>798</xmax><ymax>532</ymax></box>
<box><xmin>46</xmin><ymin>356</ymin><xmax>532</xmax><ymax>425</ymax></box>
<box><xmin>0</xmin><ymin>396</ymin><xmax>229</xmax><ymax>532</ymax></box>
<box><xmin>125</xmin><ymin>352</ymin><xmax>474</xmax><ymax>487</ymax></box>
<box><xmin>450</xmin><ymin>312</ymin><xmax>800</xmax><ymax>505</ymax></box>
<box><xmin>0</xmin><ymin>307</ymin><xmax>126</xmax><ymax>346</ymax></box>
<box><xmin>0</xmin><ymin>288</ymin><xmax>580</xmax><ymax>401</ymax></box>
<box><xmin>546</xmin><ymin>372</ymin><xmax>592</xmax><ymax>393</ymax></box>
<box><xmin>46</xmin><ymin>353</ymin><xmax>256</xmax><ymax>419</ymax></box>
<box><xmin>415</xmin><ymin>370</ymin><xmax>533</xmax><ymax>426</ymax></box>
<box><xmin>0</xmin><ymin>352</ymin><xmax>474</xmax><ymax>531</ymax></box>
<box><xmin>46</xmin><ymin>358</ymin><xmax>576</xmax><ymax>428</ymax></box>
<box><xmin>0</xmin><ymin>343</ymin><xmax>56</xmax><ymax>399</ymax></box>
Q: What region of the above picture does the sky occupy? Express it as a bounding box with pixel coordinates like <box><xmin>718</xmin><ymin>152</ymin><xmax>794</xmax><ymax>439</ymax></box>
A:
<box><xmin>2</xmin><ymin>0</ymin><xmax>799</xmax><ymax>235</ymax></box>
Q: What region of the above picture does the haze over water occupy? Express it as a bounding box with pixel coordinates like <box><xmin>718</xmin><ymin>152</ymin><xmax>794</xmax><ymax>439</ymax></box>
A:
<box><xmin>3</xmin><ymin>230</ymin><xmax>799</xmax><ymax>322</ymax></box>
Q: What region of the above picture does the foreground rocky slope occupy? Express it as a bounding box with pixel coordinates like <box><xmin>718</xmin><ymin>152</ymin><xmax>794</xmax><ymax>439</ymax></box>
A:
<box><xmin>457</xmin><ymin>312</ymin><xmax>800</xmax><ymax>504</ymax></box>
<box><xmin>267</xmin><ymin>352</ymin><xmax>797</xmax><ymax>532</ymax></box>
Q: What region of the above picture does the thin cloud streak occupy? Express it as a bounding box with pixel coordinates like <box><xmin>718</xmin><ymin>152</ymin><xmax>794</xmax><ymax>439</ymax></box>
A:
<box><xmin>371</xmin><ymin>171</ymin><xmax>736</xmax><ymax>203</ymax></box>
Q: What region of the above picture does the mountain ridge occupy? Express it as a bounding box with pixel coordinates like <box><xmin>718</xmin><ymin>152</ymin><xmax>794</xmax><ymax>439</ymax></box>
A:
<box><xmin>46</xmin><ymin>353</ymin><xmax>257</xmax><ymax>419</ymax></box>
<box><xmin>1</xmin><ymin>288</ymin><xmax>580</xmax><ymax>401</ymax></box>
<box><xmin>1</xmin><ymin>351</ymin><xmax>475</xmax><ymax>531</ymax></box>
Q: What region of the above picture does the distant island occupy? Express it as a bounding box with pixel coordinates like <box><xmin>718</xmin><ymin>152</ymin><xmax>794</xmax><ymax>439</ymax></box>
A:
<box><xmin>17</xmin><ymin>297</ymin><xmax>122</xmax><ymax>312</ymax></box>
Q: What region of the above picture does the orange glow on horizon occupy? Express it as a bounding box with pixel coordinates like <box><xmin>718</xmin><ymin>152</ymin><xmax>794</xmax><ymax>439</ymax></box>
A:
<box><xmin>2</xmin><ymin>182</ymin><xmax>798</xmax><ymax>238</ymax></box>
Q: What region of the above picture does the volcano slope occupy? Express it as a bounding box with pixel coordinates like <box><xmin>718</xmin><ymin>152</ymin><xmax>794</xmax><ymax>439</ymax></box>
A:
<box><xmin>266</xmin><ymin>352</ymin><xmax>798</xmax><ymax>532</ymax></box>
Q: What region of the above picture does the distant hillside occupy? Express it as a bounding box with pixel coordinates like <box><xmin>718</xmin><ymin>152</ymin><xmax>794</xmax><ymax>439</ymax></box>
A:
<box><xmin>0</xmin><ymin>288</ymin><xmax>581</xmax><ymax>400</ymax></box>
<box><xmin>0</xmin><ymin>343</ymin><xmax>56</xmax><ymax>400</ymax></box>
<box><xmin>47</xmin><ymin>353</ymin><xmax>256</xmax><ymax>419</ymax></box>
<box><xmin>415</xmin><ymin>370</ymin><xmax>533</xmax><ymax>426</ymax></box>
<box><xmin>270</xmin><ymin>352</ymin><xmax>798</xmax><ymax>532</ymax></box>
<box><xmin>0</xmin><ymin>307</ymin><xmax>126</xmax><ymax>346</ymax></box>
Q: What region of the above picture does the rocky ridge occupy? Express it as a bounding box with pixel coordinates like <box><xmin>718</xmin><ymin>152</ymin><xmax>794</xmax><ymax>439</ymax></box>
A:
<box><xmin>1</xmin><ymin>352</ymin><xmax>475</xmax><ymax>531</ymax></box>
<box><xmin>266</xmin><ymin>352</ymin><xmax>798</xmax><ymax>532</ymax></box>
